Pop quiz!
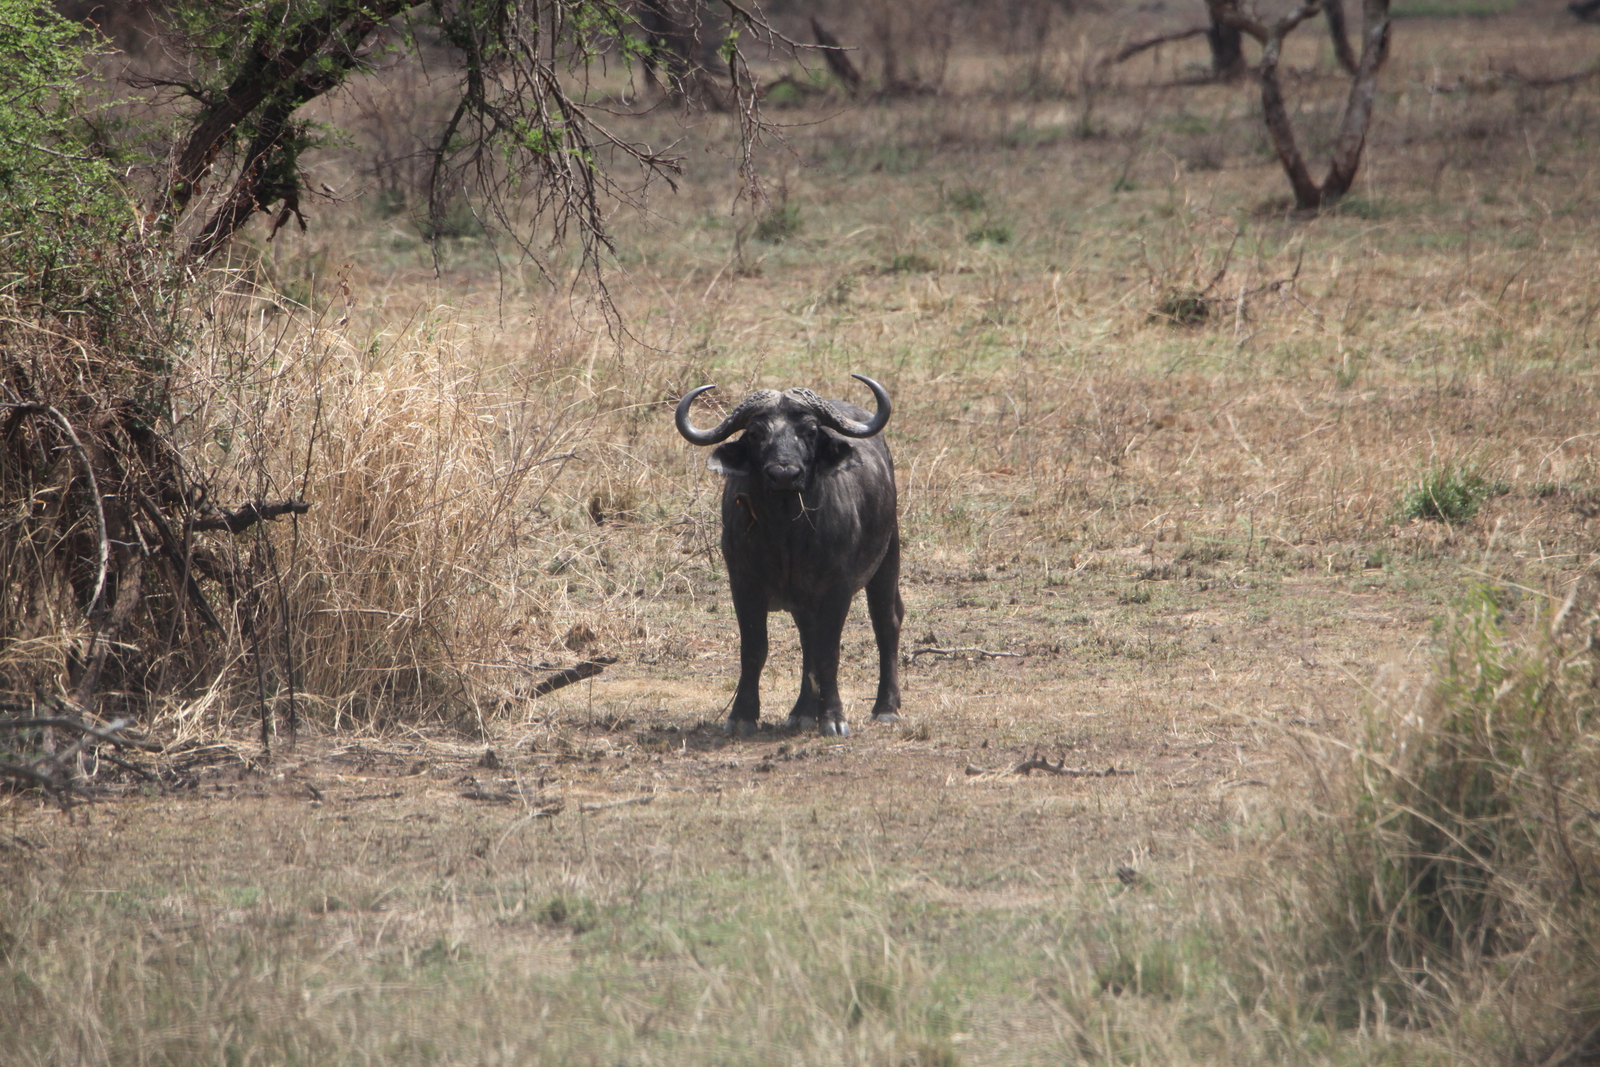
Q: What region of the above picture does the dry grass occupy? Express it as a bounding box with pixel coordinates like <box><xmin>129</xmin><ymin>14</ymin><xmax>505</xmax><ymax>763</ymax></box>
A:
<box><xmin>165</xmin><ymin>294</ymin><xmax>603</xmax><ymax>733</ymax></box>
<box><xmin>6</xmin><ymin>6</ymin><xmax>1600</xmax><ymax>1063</ymax></box>
<box><xmin>1292</xmin><ymin>585</ymin><xmax>1600</xmax><ymax>1063</ymax></box>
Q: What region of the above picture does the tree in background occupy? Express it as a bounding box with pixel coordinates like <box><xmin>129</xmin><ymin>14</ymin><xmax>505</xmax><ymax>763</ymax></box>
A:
<box><xmin>1205</xmin><ymin>0</ymin><xmax>1392</xmax><ymax>210</ymax></box>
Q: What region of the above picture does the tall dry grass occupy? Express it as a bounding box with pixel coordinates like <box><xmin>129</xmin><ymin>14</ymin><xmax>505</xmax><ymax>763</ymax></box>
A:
<box><xmin>1282</xmin><ymin>585</ymin><xmax>1600</xmax><ymax>1062</ymax></box>
<box><xmin>157</xmin><ymin>287</ymin><xmax>618</xmax><ymax>734</ymax></box>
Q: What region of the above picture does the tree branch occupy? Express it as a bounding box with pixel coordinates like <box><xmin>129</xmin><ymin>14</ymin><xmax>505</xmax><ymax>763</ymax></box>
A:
<box><xmin>188</xmin><ymin>499</ymin><xmax>311</xmax><ymax>535</ymax></box>
<box><xmin>1107</xmin><ymin>25</ymin><xmax>1210</xmax><ymax>67</ymax></box>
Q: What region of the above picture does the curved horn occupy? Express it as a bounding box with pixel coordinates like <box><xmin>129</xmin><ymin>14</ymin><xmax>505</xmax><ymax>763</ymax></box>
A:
<box><xmin>810</xmin><ymin>374</ymin><xmax>892</xmax><ymax>438</ymax></box>
<box><xmin>675</xmin><ymin>386</ymin><xmax>777</xmax><ymax>446</ymax></box>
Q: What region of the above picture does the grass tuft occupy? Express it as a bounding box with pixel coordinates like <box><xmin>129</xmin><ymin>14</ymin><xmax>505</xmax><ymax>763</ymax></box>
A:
<box><xmin>887</xmin><ymin>251</ymin><xmax>938</xmax><ymax>273</ymax></box>
<box><xmin>1153</xmin><ymin>289</ymin><xmax>1210</xmax><ymax>326</ymax></box>
<box><xmin>1402</xmin><ymin>467</ymin><xmax>1504</xmax><ymax>524</ymax></box>
<box><xmin>965</xmin><ymin>222</ymin><xmax>1012</xmax><ymax>245</ymax></box>
<box><xmin>944</xmin><ymin>185</ymin><xmax>987</xmax><ymax>212</ymax></box>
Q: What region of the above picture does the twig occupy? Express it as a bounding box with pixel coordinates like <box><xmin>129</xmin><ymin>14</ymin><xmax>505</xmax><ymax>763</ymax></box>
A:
<box><xmin>0</xmin><ymin>715</ymin><xmax>159</xmax><ymax>750</ymax></box>
<box><xmin>2</xmin><ymin>404</ymin><xmax>112</xmax><ymax>615</ymax></box>
<box><xmin>1430</xmin><ymin>66</ymin><xmax>1600</xmax><ymax>93</ymax></box>
<box><xmin>964</xmin><ymin>755</ymin><xmax>1125</xmax><ymax>778</ymax></box>
<box><xmin>98</xmin><ymin>752</ymin><xmax>158</xmax><ymax>782</ymax></box>
<box><xmin>461</xmin><ymin>787</ymin><xmax>563</xmax><ymax>817</ymax></box>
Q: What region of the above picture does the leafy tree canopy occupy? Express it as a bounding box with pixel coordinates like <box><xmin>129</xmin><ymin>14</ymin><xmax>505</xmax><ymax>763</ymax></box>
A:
<box><xmin>0</xmin><ymin>0</ymin><xmax>128</xmax><ymax>301</ymax></box>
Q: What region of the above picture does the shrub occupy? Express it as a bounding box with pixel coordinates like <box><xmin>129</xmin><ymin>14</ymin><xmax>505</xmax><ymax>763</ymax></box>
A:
<box><xmin>1154</xmin><ymin>289</ymin><xmax>1209</xmax><ymax>326</ymax></box>
<box><xmin>887</xmin><ymin>252</ymin><xmax>937</xmax><ymax>273</ymax></box>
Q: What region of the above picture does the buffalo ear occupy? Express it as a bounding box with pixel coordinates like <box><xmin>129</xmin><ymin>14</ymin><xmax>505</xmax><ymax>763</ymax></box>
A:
<box><xmin>815</xmin><ymin>430</ymin><xmax>862</xmax><ymax>474</ymax></box>
<box><xmin>707</xmin><ymin>440</ymin><xmax>752</xmax><ymax>477</ymax></box>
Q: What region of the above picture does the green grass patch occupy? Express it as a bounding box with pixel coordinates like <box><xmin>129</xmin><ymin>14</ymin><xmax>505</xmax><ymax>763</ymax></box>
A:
<box><xmin>1401</xmin><ymin>467</ymin><xmax>1506</xmax><ymax>523</ymax></box>
<box><xmin>887</xmin><ymin>251</ymin><xmax>938</xmax><ymax>273</ymax></box>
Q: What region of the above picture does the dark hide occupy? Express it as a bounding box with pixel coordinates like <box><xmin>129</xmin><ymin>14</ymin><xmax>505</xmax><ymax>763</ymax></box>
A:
<box><xmin>686</xmin><ymin>386</ymin><xmax>903</xmax><ymax>737</ymax></box>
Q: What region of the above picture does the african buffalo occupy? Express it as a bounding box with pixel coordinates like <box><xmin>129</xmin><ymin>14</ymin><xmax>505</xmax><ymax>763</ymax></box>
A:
<box><xmin>675</xmin><ymin>374</ymin><xmax>904</xmax><ymax>737</ymax></box>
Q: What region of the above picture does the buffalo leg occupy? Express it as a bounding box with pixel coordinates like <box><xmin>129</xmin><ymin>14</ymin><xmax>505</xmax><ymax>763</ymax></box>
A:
<box><xmin>865</xmin><ymin>530</ymin><xmax>904</xmax><ymax>722</ymax></box>
<box><xmin>728</xmin><ymin>583</ymin><xmax>769</xmax><ymax>737</ymax></box>
<box><xmin>794</xmin><ymin>594</ymin><xmax>854</xmax><ymax>737</ymax></box>
<box><xmin>785</xmin><ymin>616</ymin><xmax>823</xmax><ymax>730</ymax></box>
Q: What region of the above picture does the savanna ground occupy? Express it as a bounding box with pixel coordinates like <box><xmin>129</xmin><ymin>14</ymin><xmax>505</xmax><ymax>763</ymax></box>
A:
<box><xmin>6</xmin><ymin>3</ymin><xmax>1600</xmax><ymax>1062</ymax></box>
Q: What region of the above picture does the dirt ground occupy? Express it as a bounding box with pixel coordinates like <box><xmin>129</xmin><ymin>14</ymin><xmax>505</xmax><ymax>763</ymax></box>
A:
<box><xmin>5</xmin><ymin>540</ymin><xmax>1455</xmax><ymax>882</ymax></box>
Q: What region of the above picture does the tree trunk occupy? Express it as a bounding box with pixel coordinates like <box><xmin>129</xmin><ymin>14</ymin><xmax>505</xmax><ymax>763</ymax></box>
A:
<box><xmin>1321</xmin><ymin>0</ymin><xmax>1392</xmax><ymax>201</ymax></box>
<box><xmin>811</xmin><ymin>17</ymin><xmax>862</xmax><ymax>96</ymax></box>
<box><xmin>1257</xmin><ymin>32</ymin><xmax>1324</xmax><ymax>209</ymax></box>
<box><xmin>1247</xmin><ymin>0</ymin><xmax>1326</xmax><ymax>209</ymax></box>
<box><xmin>1206</xmin><ymin>17</ymin><xmax>1247</xmax><ymax>81</ymax></box>
<box><xmin>1324</xmin><ymin>0</ymin><xmax>1359</xmax><ymax>75</ymax></box>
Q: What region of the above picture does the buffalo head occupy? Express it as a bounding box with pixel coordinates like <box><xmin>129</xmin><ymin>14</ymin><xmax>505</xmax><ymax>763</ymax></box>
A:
<box><xmin>674</xmin><ymin>374</ymin><xmax>891</xmax><ymax>492</ymax></box>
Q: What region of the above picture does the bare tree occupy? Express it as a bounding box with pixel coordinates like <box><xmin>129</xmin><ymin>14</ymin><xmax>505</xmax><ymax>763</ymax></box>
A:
<box><xmin>1206</xmin><ymin>0</ymin><xmax>1392</xmax><ymax>210</ymax></box>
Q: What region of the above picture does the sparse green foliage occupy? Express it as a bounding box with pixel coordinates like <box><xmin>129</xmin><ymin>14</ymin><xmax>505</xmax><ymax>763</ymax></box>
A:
<box><xmin>965</xmin><ymin>222</ymin><xmax>1012</xmax><ymax>244</ymax></box>
<box><xmin>755</xmin><ymin>200</ymin><xmax>802</xmax><ymax>242</ymax></box>
<box><xmin>945</xmin><ymin>185</ymin><xmax>987</xmax><ymax>212</ymax></box>
<box><xmin>1155</xmin><ymin>289</ymin><xmax>1209</xmax><ymax>325</ymax></box>
<box><xmin>888</xmin><ymin>251</ymin><xmax>937</xmax><ymax>273</ymax></box>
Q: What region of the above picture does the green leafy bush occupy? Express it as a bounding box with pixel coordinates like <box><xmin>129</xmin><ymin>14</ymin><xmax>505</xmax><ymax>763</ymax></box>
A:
<box><xmin>0</xmin><ymin>0</ymin><xmax>129</xmax><ymax>304</ymax></box>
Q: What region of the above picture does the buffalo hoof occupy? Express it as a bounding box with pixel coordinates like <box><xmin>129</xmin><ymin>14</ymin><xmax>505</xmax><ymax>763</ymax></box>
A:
<box><xmin>870</xmin><ymin>711</ymin><xmax>903</xmax><ymax>724</ymax></box>
<box><xmin>724</xmin><ymin>718</ymin><xmax>759</xmax><ymax>738</ymax></box>
<box><xmin>785</xmin><ymin>714</ymin><xmax>817</xmax><ymax>732</ymax></box>
<box><xmin>820</xmin><ymin>719</ymin><xmax>851</xmax><ymax>738</ymax></box>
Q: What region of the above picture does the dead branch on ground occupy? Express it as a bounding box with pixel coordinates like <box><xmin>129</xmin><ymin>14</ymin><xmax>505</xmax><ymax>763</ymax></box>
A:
<box><xmin>530</xmin><ymin>656</ymin><xmax>618</xmax><ymax>697</ymax></box>
<box><xmin>964</xmin><ymin>754</ymin><xmax>1125</xmax><ymax>778</ymax></box>
<box><xmin>907</xmin><ymin>647</ymin><xmax>1024</xmax><ymax>662</ymax></box>
<box><xmin>190</xmin><ymin>500</ymin><xmax>311</xmax><ymax>534</ymax></box>
<box><xmin>579</xmin><ymin>794</ymin><xmax>655</xmax><ymax>812</ymax></box>
<box><xmin>0</xmin><ymin>713</ymin><xmax>150</xmax><ymax>805</ymax></box>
